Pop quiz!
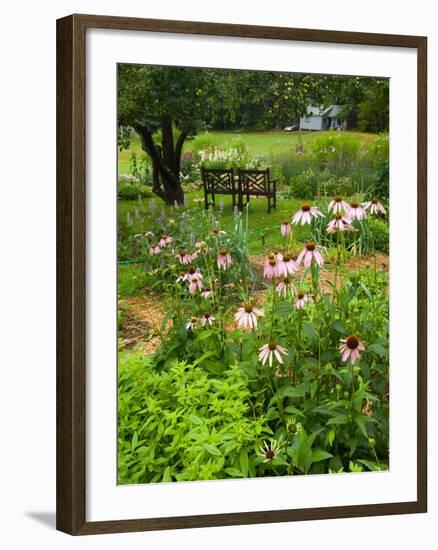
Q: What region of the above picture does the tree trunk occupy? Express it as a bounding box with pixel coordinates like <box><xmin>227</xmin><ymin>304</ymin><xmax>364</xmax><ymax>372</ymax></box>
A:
<box><xmin>133</xmin><ymin>120</ymin><xmax>188</xmax><ymax>205</ymax></box>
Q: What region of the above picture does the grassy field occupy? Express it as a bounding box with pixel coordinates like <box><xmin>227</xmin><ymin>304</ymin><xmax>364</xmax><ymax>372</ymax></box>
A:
<box><xmin>118</xmin><ymin>130</ymin><xmax>376</xmax><ymax>174</ymax></box>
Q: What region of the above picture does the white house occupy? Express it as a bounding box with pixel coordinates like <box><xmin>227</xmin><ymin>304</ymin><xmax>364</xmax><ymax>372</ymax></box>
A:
<box><xmin>299</xmin><ymin>105</ymin><xmax>346</xmax><ymax>131</ymax></box>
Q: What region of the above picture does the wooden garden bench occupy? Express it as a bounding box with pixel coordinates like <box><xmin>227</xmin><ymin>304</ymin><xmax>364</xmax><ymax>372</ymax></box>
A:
<box><xmin>201</xmin><ymin>167</ymin><xmax>277</xmax><ymax>213</ymax></box>
<box><xmin>238</xmin><ymin>168</ymin><xmax>277</xmax><ymax>213</ymax></box>
<box><xmin>201</xmin><ymin>167</ymin><xmax>238</xmax><ymax>209</ymax></box>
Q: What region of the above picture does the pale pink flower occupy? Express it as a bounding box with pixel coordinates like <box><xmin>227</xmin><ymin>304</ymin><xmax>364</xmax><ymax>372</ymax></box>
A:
<box><xmin>159</xmin><ymin>235</ymin><xmax>173</xmax><ymax>247</ymax></box>
<box><xmin>234</xmin><ymin>304</ymin><xmax>264</xmax><ymax>329</ymax></box>
<box><xmin>195</xmin><ymin>240</ymin><xmax>206</xmax><ymax>248</ymax></box>
<box><xmin>188</xmin><ymin>251</ymin><xmax>199</xmax><ymax>262</ymax></box>
<box><xmin>280</xmin><ymin>220</ymin><xmax>292</xmax><ymax>237</ymax></box>
<box><xmin>263</xmin><ymin>254</ymin><xmax>280</xmax><ymax>279</ymax></box>
<box><xmin>217</xmin><ymin>249</ymin><xmax>232</xmax><ymax>270</ymax></box>
<box><xmin>185</xmin><ymin>316</ymin><xmax>197</xmax><ymax>330</ymax></box>
<box><xmin>176</xmin><ymin>272</ymin><xmax>186</xmax><ymax>283</ymax></box>
<box><xmin>326</xmin><ymin>214</ymin><xmax>355</xmax><ymax>233</ymax></box>
<box><xmin>258</xmin><ymin>341</ymin><xmax>288</xmax><ymax>367</ymax></box>
<box><xmin>201</xmin><ymin>287</ymin><xmax>213</xmax><ymax>299</ymax></box>
<box><xmin>292</xmin><ymin>203</ymin><xmax>324</xmax><ymax>225</ymax></box>
<box><xmin>362</xmin><ymin>198</ymin><xmax>386</xmax><ymax>215</ymax></box>
<box><xmin>183</xmin><ymin>267</ymin><xmax>203</xmax><ymax>282</ymax></box>
<box><xmin>276</xmin><ymin>276</ymin><xmax>296</xmax><ymax>298</ymax></box>
<box><xmin>297</xmin><ymin>241</ymin><xmax>324</xmax><ymax>268</ymax></box>
<box><xmin>339</xmin><ymin>335</ymin><xmax>365</xmax><ymax>365</ymax></box>
<box><xmin>348</xmin><ymin>201</ymin><xmax>367</xmax><ymax>221</ymax></box>
<box><xmin>149</xmin><ymin>244</ymin><xmax>161</xmax><ymax>255</ymax></box>
<box><xmin>200</xmin><ymin>312</ymin><xmax>215</xmax><ymax>327</ymax></box>
<box><xmin>277</xmin><ymin>253</ymin><xmax>298</xmax><ymax>276</ymax></box>
<box><xmin>294</xmin><ymin>292</ymin><xmax>309</xmax><ymax>309</ymax></box>
<box><xmin>211</xmin><ymin>228</ymin><xmax>226</xmax><ymax>237</ymax></box>
<box><xmin>328</xmin><ymin>196</ymin><xmax>350</xmax><ymax>215</ymax></box>
<box><xmin>176</xmin><ymin>251</ymin><xmax>191</xmax><ymax>265</ymax></box>
<box><xmin>188</xmin><ymin>276</ymin><xmax>203</xmax><ymax>293</ymax></box>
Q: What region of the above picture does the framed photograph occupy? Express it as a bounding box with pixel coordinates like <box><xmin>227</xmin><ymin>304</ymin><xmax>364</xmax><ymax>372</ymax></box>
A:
<box><xmin>56</xmin><ymin>14</ymin><xmax>427</xmax><ymax>535</ymax></box>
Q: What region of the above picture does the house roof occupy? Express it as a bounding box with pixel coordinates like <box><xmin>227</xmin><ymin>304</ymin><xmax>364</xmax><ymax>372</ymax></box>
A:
<box><xmin>305</xmin><ymin>104</ymin><xmax>344</xmax><ymax>118</ymax></box>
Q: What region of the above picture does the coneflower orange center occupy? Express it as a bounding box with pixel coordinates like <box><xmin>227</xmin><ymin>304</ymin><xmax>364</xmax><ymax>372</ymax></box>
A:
<box><xmin>351</xmin><ymin>201</ymin><xmax>359</xmax><ymax>208</ymax></box>
<box><xmin>283</xmin><ymin>254</ymin><xmax>291</xmax><ymax>262</ymax></box>
<box><xmin>371</xmin><ymin>198</ymin><xmax>379</xmax><ymax>204</ymax></box>
<box><xmin>204</xmin><ymin>312</ymin><xmax>210</xmax><ymax>318</ymax></box>
<box><xmin>346</xmin><ymin>335</ymin><xmax>360</xmax><ymax>349</ymax></box>
<box><xmin>268</xmin><ymin>341</ymin><xmax>277</xmax><ymax>351</ymax></box>
<box><xmin>219</xmin><ymin>248</ymin><xmax>228</xmax><ymax>255</ymax></box>
<box><xmin>244</xmin><ymin>305</ymin><xmax>253</xmax><ymax>313</ymax></box>
<box><xmin>282</xmin><ymin>220</ymin><xmax>289</xmax><ymax>225</ymax></box>
<box><xmin>334</xmin><ymin>196</ymin><xmax>342</xmax><ymax>202</ymax></box>
<box><xmin>334</xmin><ymin>213</ymin><xmax>343</xmax><ymax>220</ymax></box>
<box><xmin>265</xmin><ymin>449</ymin><xmax>275</xmax><ymax>459</ymax></box>
<box><xmin>188</xmin><ymin>267</ymin><xmax>196</xmax><ymax>274</ymax></box>
<box><xmin>297</xmin><ymin>292</ymin><xmax>304</xmax><ymax>299</ymax></box>
<box><xmin>283</xmin><ymin>276</ymin><xmax>290</xmax><ymax>284</ymax></box>
<box><xmin>306</xmin><ymin>241</ymin><xmax>316</xmax><ymax>251</ymax></box>
<box><xmin>301</xmin><ymin>203</ymin><xmax>311</xmax><ymax>212</ymax></box>
<box><xmin>269</xmin><ymin>258</ymin><xmax>277</xmax><ymax>266</ymax></box>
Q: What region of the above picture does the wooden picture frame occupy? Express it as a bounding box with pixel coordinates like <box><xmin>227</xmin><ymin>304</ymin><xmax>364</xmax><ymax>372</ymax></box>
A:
<box><xmin>56</xmin><ymin>13</ymin><xmax>427</xmax><ymax>535</ymax></box>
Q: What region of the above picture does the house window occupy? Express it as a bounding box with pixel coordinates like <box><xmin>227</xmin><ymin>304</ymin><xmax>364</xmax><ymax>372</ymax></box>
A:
<box><xmin>304</xmin><ymin>117</ymin><xmax>311</xmax><ymax>123</ymax></box>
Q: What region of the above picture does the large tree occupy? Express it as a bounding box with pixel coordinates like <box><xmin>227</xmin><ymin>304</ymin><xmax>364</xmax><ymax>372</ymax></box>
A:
<box><xmin>118</xmin><ymin>65</ymin><xmax>214</xmax><ymax>204</ymax></box>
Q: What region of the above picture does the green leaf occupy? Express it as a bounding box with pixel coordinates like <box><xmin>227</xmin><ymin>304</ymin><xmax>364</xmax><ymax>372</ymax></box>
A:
<box><xmin>193</xmin><ymin>351</ymin><xmax>215</xmax><ymax>366</ymax></box>
<box><xmin>312</xmin><ymin>449</ymin><xmax>333</xmax><ymax>463</ymax></box>
<box><xmin>162</xmin><ymin>466</ymin><xmax>172</xmax><ymax>482</ymax></box>
<box><xmin>239</xmin><ymin>449</ymin><xmax>249</xmax><ymax>477</ymax></box>
<box><xmin>273</xmin><ymin>302</ymin><xmax>294</xmax><ymax>318</ymax></box>
<box><xmin>353</xmin><ymin>413</ymin><xmax>368</xmax><ymax>438</ymax></box>
<box><xmin>331</xmin><ymin>320</ymin><xmax>347</xmax><ymax>334</ymax></box>
<box><xmin>203</xmin><ymin>444</ymin><xmax>222</xmax><ymax>456</ymax></box>
<box><xmin>368</xmin><ymin>343</ymin><xmax>388</xmax><ymax>358</ymax></box>
<box><xmin>303</xmin><ymin>323</ymin><xmax>317</xmax><ymax>345</ymax></box>
<box><xmin>277</xmin><ymin>385</ymin><xmax>305</xmax><ymax>399</ymax></box>
<box><xmin>131</xmin><ymin>431</ymin><xmax>139</xmax><ymax>450</ymax></box>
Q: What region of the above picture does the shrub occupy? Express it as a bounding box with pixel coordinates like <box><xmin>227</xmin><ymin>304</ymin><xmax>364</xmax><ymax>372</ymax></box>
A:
<box><xmin>118</xmin><ymin>354</ymin><xmax>270</xmax><ymax>483</ymax></box>
<box><xmin>118</xmin><ymin>180</ymin><xmax>153</xmax><ymax>200</ymax></box>
<box><xmin>291</xmin><ymin>169</ymin><xmax>320</xmax><ymax>199</ymax></box>
<box><xmin>311</xmin><ymin>133</ymin><xmax>362</xmax><ymax>174</ymax></box>
<box><xmin>369</xmin><ymin>218</ymin><xmax>389</xmax><ymax>254</ymax></box>
<box><xmin>318</xmin><ymin>176</ymin><xmax>355</xmax><ymax>197</ymax></box>
<box><xmin>191</xmin><ymin>132</ymin><xmax>218</xmax><ymax>153</ymax></box>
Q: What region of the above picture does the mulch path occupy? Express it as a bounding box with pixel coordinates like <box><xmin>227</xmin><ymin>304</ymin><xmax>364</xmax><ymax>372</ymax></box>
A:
<box><xmin>119</xmin><ymin>252</ymin><xmax>389</xmax><ymax>355</ymax></box>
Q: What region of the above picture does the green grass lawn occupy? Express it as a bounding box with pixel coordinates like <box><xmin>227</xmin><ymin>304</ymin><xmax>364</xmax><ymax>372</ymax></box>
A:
<box><xmin>118</xmin><ymin>130</ymin><xmax>376</xmax><ymax>174</ymax></box>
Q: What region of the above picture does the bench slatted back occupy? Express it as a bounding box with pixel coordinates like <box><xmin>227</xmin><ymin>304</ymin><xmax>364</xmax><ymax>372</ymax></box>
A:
<box><xmin>238</xmin><ymin>168</ymin><xmax>271</xmax><ymax>194</ymax></box>
<box><xmin>201</xmin><ymin>168</ymin><xmax>235</xmax><ymax>193</ymax></box>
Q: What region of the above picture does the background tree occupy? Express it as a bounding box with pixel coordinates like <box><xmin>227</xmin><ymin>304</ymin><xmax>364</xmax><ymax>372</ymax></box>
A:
<box><xmin>118</xmin><ymin>65</ymin><xmax>214</xmax><ymax>204</ymax></box>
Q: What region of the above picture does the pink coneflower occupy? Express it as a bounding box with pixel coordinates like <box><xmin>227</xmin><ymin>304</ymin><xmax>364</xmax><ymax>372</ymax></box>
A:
<box><xmin>348</xmin><ymin>201</ymin><xmax>367</xmax><ymax>221</ymax></box>
<box><xmin>263</xmin><ymin>254</ymin><xmax>280</xmax><ymax>279</ymax></box>
<box><xmin>217</xmin><ymin>248</ymin><xmax>232</xmax><ymax>270</ymax></box>
<box><xmin>258</xmin><ymin>341</ymin><xmax>288</xmax><ymax>367</ymax></box>
<box><xmin>211</xmin><ymin>228</ymin><xmax>226</xmax><ymax>237</ymax></box>
<box><xmin>235</xmin><ymin>304</ymin><xmax>264</xmax><ymax>329</ymax></box>
<box><xmin>201</xmin><ymin>287</ymin><xmax>213</xmax><ymax>299</ymax></box>
<box><xmin>149</xmin><ymin>243</ymin><xmax>161</xmax><ymax>255</ymax></box>
<box><xmin>297</xmin><ymin>241</ymin><xmax>324</xmax><ymax>268</ymax></box>
<box><xmin>195</xmin><ymin>240</ymin><xmax>211</xmax><ymax>253</ymax></box>
<box><xmin>188</xmin><ymin>276</ymin><xmax>203</xmax><ymax>293</ymax></box>
<box><xmin>188</xmin><ymin>251</ymin><xmax>199</xmax><ymax>262</ymax></box>
<box><xmin>176</xmin><ymin>251</ymin><xmax>191</xmax><ymax>265</ymax></box>
<box><xmin>326</xmin><ymin>213</ymin><xmax>354</xmax><ymax>233</ymax></box>
<box><xmin>257</xmin><ymin>439</ymin><xmax>282</xmax><ymax>462</ymax></box>
<box><xmin>339</xmin><ymin>335</ymin><xmax>365</xmax><ymax>365</ymax></box>
<box><xmin>362</xmin><ymin>198</ymin><xmax>386</xmax><ymax>215</ymax></box>
<box><xmin>294</xmin><ymin>292</ymin><xmax>309</xmax><ymax>309</ymax></box>
<box><xmin>277</xmin><ymin>253</ymin><xmax>298</xmax><ymax>276</ymax></box>
<box><xmin>328</xmin><ymin>196</ymin><xmax>350</xmax><ymax>215</ymax></box>
<box><xmin>183</xmin><ymin>267</ymin><xmax>203</xmax><ymax>282</ymax></box>
<box><xmin>292</xmin><ymin>203</ymin><xmax>324</xmax><ymax>225</ymax></box>
<box><xmin>200</xmin><ymin>312</ymin><xmax>215</xmax><ymax>327</ymax></box>
<box><xmin>276</xmin><ymin>276</ymin><xmax>296</xmax><ymax>298</ymax></box>
<box><xmin>280</xmin><ymin>220</ymin><xmax>292</xmax><ymax>237</ymax></box>
<box><xmin>159</xmin><ymin>235</ymin><xmax>173</xmax><ymax>247</ymax></box>
<box><xmin>176</xmin><ymin>272</ymin><xmax>186</xmax><ymax>283</ymax></box>
<box><xmin>185</xmin><ymin>316</ymin><xmax>197</xmax><ymax>330</ymax></box>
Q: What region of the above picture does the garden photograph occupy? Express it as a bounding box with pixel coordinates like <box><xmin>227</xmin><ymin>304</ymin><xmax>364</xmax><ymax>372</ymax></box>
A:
<box><xmin>117</xmin><ymin>64</ymin><xmax>390</xmax><ymax>485</ymax></box>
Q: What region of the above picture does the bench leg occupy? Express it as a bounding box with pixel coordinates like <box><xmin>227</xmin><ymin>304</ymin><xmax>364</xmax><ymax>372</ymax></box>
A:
<box><xmin>268</xmin><ymin>196</ymin><xmax>271</xmax><ymax>213</ymax></box>
<box><xmin>273</xmin><ymin>194</ymin><xmax>277</xmax><ymax>209</ymax></box>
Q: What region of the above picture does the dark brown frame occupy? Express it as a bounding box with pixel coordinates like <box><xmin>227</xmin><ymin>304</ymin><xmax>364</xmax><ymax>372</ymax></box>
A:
<box><xmin>57</xmin><ymin>13</ymin><xmax>428</xmax><ymax>536</ymax></box>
